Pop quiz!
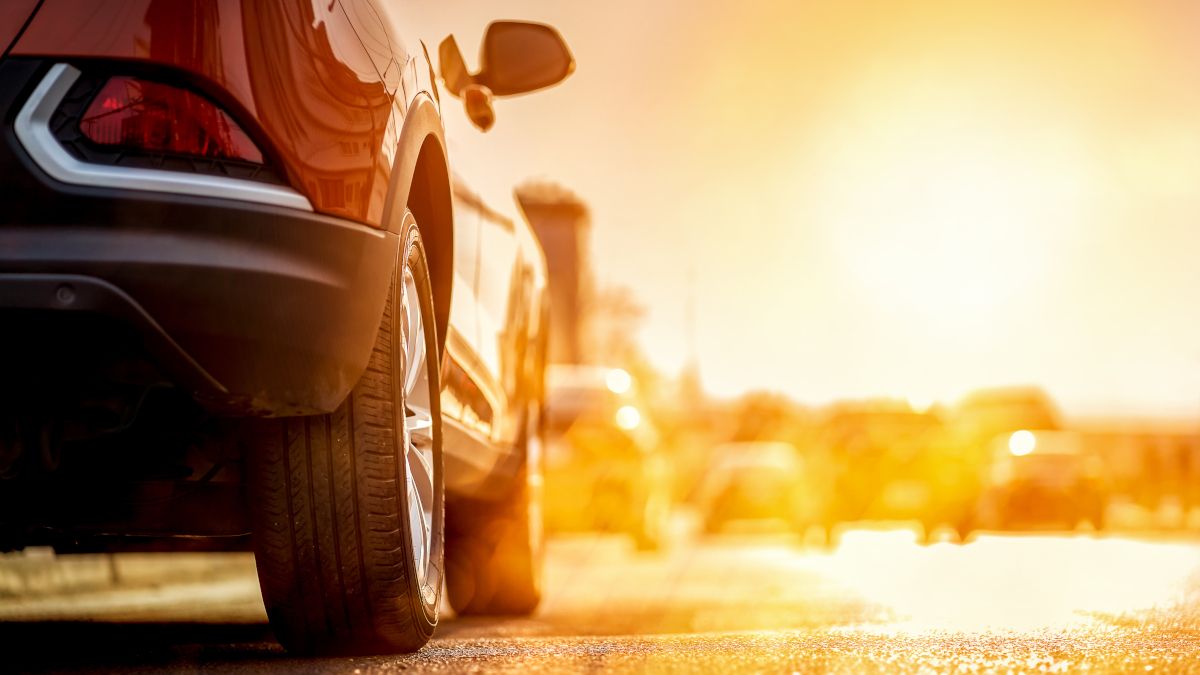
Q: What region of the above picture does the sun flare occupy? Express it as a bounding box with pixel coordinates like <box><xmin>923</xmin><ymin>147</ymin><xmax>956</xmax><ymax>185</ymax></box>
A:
<box><xmin>813</xmin><ymin>74</ymin><xmax>1091</xmax><ymax>329</ymax></box>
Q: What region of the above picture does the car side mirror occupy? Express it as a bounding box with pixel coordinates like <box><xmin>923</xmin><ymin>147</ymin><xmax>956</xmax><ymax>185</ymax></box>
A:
<box><xmin>476</xmin><ymin>21</ymin><xmax>574</xmax><ymax>97</ymax></box>
<box><xmin>439</xmin><ymin>21</ymin><xmax>574</xmax><ymax>131</ymax></box>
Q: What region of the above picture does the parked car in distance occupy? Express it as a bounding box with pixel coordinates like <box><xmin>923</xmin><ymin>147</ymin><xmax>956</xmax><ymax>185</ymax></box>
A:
<box><xmin>950</xmin><ymin>387</ymin><xmax>1062</xmax><ymax>451</ymax></box>
<box><xmin>543</xmin><ymin>365</ymin><xmax>671</xmax><ymax>550</ymax></box>
<box><xmin>0</xmin><ymin>1</ymin><xmax>573</xmax><ymax>656</ymax></box>
<box><xmin>812</xmin><ymin>402</ymin><xmax>958</xmax><ymax>541</ymax></box>
<box><xmin>697</xmin><ymin>441</ymin><xmax>818</xmax><ymax>535</ymax></box>
<box><xmin>971</xmin><ymin>430</ymin><xmax>1107</xmax><ymax>532</ymax></box>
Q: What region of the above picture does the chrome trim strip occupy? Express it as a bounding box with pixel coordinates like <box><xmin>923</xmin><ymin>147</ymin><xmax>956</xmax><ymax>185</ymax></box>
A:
<box><xmin>15</xmin><ymin>64</ymin><xmax>314</xmax><ymax>212</ymax></box>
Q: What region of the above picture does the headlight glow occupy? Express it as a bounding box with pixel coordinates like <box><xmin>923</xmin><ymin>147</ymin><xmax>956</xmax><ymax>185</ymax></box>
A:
<box><xmin>606</xmin><ymin>368</ymin><xmax>633</xmax><ymax>394</ymax></box>
<box><xmin>615</xmin><ymin>404</ymin><xmax>641</xmax><ymax>430</ymax></box>
<box><xmin>1008</xmin><ymin>429</ymin><xmax>1036</xmax><ymax>456</ymax></box>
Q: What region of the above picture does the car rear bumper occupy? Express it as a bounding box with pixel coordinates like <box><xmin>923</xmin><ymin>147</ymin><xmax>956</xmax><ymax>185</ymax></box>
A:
<box><xmin>0</xmin><ymin>59</ymin><xmax>397</xmax><ymax>416</ymax></box>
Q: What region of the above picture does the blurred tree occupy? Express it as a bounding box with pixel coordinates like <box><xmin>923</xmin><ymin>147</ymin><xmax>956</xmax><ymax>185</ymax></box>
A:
<box><xmin>728</xmin><ymin>390</ymin><xmax>806</xmax><ymax>443</ymax></box>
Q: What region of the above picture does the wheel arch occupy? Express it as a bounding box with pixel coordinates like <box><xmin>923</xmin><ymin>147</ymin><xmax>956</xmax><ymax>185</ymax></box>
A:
<box><xmin>383</xmin><ymin>94</ymin><xmax>453</xmax><ymax>358</ymax></box>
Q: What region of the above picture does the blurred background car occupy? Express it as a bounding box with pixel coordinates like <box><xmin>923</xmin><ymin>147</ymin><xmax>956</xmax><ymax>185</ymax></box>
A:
<box><xmin>543</xmin><ymin>365</ymin><xmax>671</xmax><ymax>550</ymax></box>
<box><xmin>948</xmin><ymin>387</ymin><xmax>1062</xmax><ymax>461</ymax></box>
<box><xmin>811</xmin><ymin>401</ymin><xmax>952</xmax><ymax>541</ymax></box>
<box><xmin>971</xmin><ymin>430</ymin><xmax>1107</xmax><ymax>532</ymax></box>
<box><xmin>696</xmin><ymin>441</ymin><xmax>820</xmax><ymax>535</ymax></box>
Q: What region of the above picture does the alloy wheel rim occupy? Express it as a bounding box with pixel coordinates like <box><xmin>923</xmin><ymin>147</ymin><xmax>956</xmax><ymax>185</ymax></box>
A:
<box><xmin>399</xmin><ymin>263</ymin><xmax>436</xmax><ymax>601</ymax></box>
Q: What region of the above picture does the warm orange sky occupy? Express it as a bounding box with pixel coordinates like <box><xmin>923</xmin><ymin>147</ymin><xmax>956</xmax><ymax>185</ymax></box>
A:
<box><xmin>406</xmin><ymin>1</ymin><xmax>1200</xmax><ymax>419</ymax></box>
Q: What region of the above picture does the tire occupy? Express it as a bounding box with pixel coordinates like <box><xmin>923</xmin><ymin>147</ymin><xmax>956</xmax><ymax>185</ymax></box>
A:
<box><xmin>247</xmin><ymin>216</ymin><xmax>443</xmax><ymax>655</ymax></box>
<box><xmin>445</xmin><ymin>401</ymin><xmax>544</xmax><ymax>616</ymax></box>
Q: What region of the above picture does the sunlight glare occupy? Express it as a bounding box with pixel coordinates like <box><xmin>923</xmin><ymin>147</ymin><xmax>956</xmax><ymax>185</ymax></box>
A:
<box><xmin>808</xmin><ymin>532</ymin><xmax>1198</xmax><ymax>633</ymax></box>
<box><xmin>812</xmin><ymin>73</ymin><xmax>1091</xmax><ymax>332</ymax></box>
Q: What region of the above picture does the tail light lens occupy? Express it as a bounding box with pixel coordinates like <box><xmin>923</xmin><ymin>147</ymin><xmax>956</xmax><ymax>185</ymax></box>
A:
<box><xmin>78</xmin><ymin>77</ymin><xmax>263</xmax><ymax>164</ymax></box>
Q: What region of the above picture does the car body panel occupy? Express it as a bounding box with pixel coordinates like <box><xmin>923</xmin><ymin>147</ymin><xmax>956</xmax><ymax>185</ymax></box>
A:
<box><xmin>0</xmin><ymin>0</ymin><xmax>39</xmax><ymax>55</ymax></box>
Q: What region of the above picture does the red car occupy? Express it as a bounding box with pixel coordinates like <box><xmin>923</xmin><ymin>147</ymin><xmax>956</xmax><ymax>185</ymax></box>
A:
<box><xmin>0</xmin><ymin>1</ymin><xmax>573</xmax><ymax>655</ymax></box>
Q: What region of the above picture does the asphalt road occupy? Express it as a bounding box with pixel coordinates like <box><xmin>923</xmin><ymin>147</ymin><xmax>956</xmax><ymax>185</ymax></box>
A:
<box><xmin>3</xmin><ymin>527</ymin><xmax>1200</xmax><ymax>673</ymax></box>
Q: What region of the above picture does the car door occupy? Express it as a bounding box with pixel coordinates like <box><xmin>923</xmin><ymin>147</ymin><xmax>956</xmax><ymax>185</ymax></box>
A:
<box><xmin>442</xmin><ymin>181</ymin><xmax>491</xmax><ymax>436</ymax></box>
<box><xmin>475</xmin><ymin>199</ymin><xmax>531</xmax><ymax>450</ymax></box>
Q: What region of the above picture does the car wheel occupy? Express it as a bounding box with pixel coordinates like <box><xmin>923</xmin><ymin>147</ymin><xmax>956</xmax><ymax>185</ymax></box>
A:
<box><xmin>445</xmin><ymin>401</ymin><xmax>544</xmax><ymax>615</ymax></box>
<box><xmin>247</xmin><ymin>216</ymin><xmax>443</xmax><ymax>655</ymax></box>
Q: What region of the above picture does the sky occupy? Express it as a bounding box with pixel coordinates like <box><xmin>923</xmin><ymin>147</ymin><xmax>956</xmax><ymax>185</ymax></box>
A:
<box><xmin>404</xmin><ymin>0</ymin><xmax>1200</xmax><ymax>419</ymax></box>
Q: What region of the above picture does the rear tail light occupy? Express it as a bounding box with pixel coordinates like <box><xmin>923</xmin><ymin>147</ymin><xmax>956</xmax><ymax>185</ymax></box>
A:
<box><xmin>78</xmin><ymin>77</ymin><xmax>263</xmax><ymax>164</ymax></box>
<box><xmin>19</xmin><ymin>64</ymin><xmax>305</xmax><ymax>208</ymax></box>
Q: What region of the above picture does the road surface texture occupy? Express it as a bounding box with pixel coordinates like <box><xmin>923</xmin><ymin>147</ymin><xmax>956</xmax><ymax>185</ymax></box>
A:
<box><xmin>3</xmin><ymin>528</ymin><xmax>1200</xmax><ymax>673</ymax></box>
